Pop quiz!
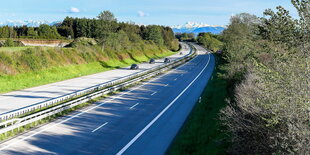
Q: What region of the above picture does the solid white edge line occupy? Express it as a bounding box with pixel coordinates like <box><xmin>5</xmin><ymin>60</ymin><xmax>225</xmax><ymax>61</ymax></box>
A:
<box><xmin>129</xmin><ymin>103</ymin><xmax>140</xmax><ymax>109</ymax></box>
<box><xmin>0</xmin><ymin>74</ymin><xmax>159</xmax><ymax>151</ymax></box>
<box><xmin>92</xmin><ymin>122</ymin><xmax>108</xmax><ymax>133</ymax></box>
<box><xmin>116</xmin><ymin>52</ymin><xmax>211</xmax><ymax>155</ymax></box>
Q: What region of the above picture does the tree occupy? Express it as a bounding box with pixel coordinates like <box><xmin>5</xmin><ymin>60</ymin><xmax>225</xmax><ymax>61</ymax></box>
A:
<box><xmin>97</xmin><ymin>10</ymin><xmax>117</xmax><ymax>22</ymax></box>
<box><xmin>291</xmin><ymin>0</ymin><xmax>310</xmax><ymax>54</ymax></box>
<box><xmin>145</xmin><ymin>25</ymin><xmax>164</xmax><ymax>46</ymax></box>
<box><xmin>162</xmin><ymin>27</ymin><xmax>175</xmax><ymax>48</ymax></box>
<box><xmin>292</xmin><ymin>0</ymin><xmax>310</xmax><ymax>24</ymax></box>
<box><xmin>61</xmin><ymin>17</ymin><xmax>75</xmax><ymax>38</ymax></box>
<box><xmin>3</xmin><ymin>38</ymin><xmax>15</xmax><ymax>47</ymax></box>
<box><xmin>175</xmin><ymin>32</ymin><xmax>195</xmax><ymax>41</ymax></box>
<box><xmin>15</xmin><ymin>26</ymin><xmax>28</xmax><ymax>37</ymax></box>
<box><xmin>27</xmin><ymin>27</ymin><xmax>38</xmax><ymax>38</ymax></box>
<box><xmin>0</xmin><ymin>26</ymin><xmax>10</xmax><ymax>38</ymax></box>
<box><xmin>51</xmin><ymin>26</ymin><xmax>61</xmax><ymax>38</ymax></box>
<box><xmin>197</xmin><ymin>33</ymin><xmax>223</xmax><ymax>52</ymax></box>
<box><xmin>76</xmin><ymin>18</ymin><xmax>89</xmax><ymax>37</ymax></box>
<box><xmin>260</xmin><ymin>6</ymin><xmax>298</xmax><ymax>47</ymax></box>
<box><xmin>38</xmin><ymin>24</ymin><xmax>52</xmax><ymax>38</ymax></box>
<box><xmin>57</xmin><ymin>26</ymin><xmax>73</xmax><ymax>38</ymax></box>
<box><xmin>37</xmin><ymin>24</ymin><xmax>62</xmax><ymax>39</ymax></box>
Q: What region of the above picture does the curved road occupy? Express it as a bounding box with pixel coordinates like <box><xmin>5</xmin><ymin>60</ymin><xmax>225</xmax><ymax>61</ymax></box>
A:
<box><xmin>0</xmin><ymin>43</ymin><xmax>190</xmax><ymax>116</ymax></box>
<box><xmin>0</xmin><ymin>44</ymin><xmax>215</xmax><ymax>155</ymax></box>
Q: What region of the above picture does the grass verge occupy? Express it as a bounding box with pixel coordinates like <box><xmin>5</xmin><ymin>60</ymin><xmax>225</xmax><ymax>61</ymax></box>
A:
<box><xmin>0</xmin><ymin>50</ymin><xmax>174</xmax><ymax>93</ymax></box>
<box><xmin>0</xmin><ymin>47</ymin><xmax>35</xmax><ymax>52</ymax></box>
<box><xmin>167</xmin><ymin>54</ymin><xmax>230</xmax><ymax>155</ymax></box>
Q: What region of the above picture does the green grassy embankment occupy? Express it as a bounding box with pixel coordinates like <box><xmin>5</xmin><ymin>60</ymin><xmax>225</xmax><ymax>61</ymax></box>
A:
<box><xmin>167</xmin><ymin>54</ymin><xmax>230</xmax><ymax>155</ymax></box>
<box><xmin>0</xmin><ymin>47</ymin><xmax>35</xmax><ymax>52</ymax></box>
<box><xmin>0</xmin><ymin>43</ymin><xmax>175</xmax><ymax>93</ymax></box>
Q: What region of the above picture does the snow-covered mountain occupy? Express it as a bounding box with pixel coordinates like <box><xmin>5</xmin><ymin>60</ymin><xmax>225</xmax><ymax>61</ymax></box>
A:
<box><xmin>171</xmin><ymin>22</ymin><xmax>226</xmax><ymax>35</ymax></box>
<box><xmin>0</xmin><ymin>20</ymin><xmax>61</xmax><ymax>27</ymax></box>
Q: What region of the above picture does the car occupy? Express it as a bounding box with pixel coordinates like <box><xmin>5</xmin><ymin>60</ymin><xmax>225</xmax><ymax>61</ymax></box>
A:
<box><xmin>164</xmin><ymin>58</ymin><xmax>171</xmax><ymax>63</ymax></box>
<box><xmin>179</xmin><ymin>52</ymin><xmax>183</xmax><ymax>55</ymax></box>
<box><xmin>149</xmin><ymin>58</ymin><xmax>155</xmax><ymax>64</ymax></box>
<box><xmin>130</xmin><ymin>64</ymin><xmax>139</xmax><ymax>70</ymax></box>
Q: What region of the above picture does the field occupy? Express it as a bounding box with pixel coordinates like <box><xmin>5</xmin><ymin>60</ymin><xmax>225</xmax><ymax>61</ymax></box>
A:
<box><xmin>0</xmin><ymin>47</ymin><xmax>34</xmax><ymax>52</ymax></box>
<box><xmin>0</xmin><ymin>46</ymin><xmax>57</xmax><ymax>52</ymax></box>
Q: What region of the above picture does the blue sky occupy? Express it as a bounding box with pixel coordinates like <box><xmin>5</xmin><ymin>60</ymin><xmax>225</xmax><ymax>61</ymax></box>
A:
<box><xmin>0</xmin><ymin>0</ymin><xmax>298</xmax><ymax>26</ymax></box>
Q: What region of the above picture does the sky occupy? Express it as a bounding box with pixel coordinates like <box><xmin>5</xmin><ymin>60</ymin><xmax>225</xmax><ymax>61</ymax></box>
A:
<box><xmin>0</xmin><ymin>0</ymin><xmax>298</xmax><ymax>26</ymax></box>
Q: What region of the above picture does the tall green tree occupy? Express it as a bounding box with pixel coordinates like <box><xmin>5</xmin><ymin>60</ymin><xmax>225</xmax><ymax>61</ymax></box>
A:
<box><xmin>27</xmin><ymin>27</ymin><xmax>38</xmax><ymax>38</ymax></box>
<box><xmin>197</xmin><ymin>33</ymin><xmax>223</xmax><ymax>52</ymax></box>
<box><xmin>97</xmin><ymin>10</ymin><xmax>117</xmax><ymax>22</ymax></box>
<box><xmin>37</xmin><ymin>24</ymin><xmax>61</xmax><ymax>39</ymax></box>
<box><xmin>145</xmin><ymin>25</ymin><xmax>164</xmax><ymax>46</ymax></box>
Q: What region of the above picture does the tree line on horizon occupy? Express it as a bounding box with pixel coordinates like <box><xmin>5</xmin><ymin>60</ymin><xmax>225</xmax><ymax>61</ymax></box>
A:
<box><xmin>0</xmin><ymin>11</ymin><xmax>179</xmax><ymax>51</ymax></box>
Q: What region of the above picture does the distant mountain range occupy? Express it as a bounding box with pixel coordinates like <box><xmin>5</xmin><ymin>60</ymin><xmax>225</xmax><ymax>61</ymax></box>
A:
<box><xmin>0</xmin><ymin>20</ymin><xmax>226</xmax><ymax>36</ymax></box>
<box><xmin>171</xmin><ymin>22</ymin><xmax>226</xmax><ymax>35</ymax></box>
<box><xmin>0</xmin><ymin>20</ymin><xmax>61</xmax><ymax>27</ymax></box>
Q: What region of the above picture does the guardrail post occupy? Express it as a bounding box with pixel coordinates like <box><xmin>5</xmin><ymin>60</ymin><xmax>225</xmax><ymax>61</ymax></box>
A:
<box><xmin>4</xmin><ymin>124</ymin><xmax>7</xmax><ymax>137</ymax></box>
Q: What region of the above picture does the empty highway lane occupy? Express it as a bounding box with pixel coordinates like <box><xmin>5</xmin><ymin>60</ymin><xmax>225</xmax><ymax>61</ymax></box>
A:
<box><xmin>0</xmin><ymin>44</ymin><xmax>215</xmax><ymax>155</ymax></box>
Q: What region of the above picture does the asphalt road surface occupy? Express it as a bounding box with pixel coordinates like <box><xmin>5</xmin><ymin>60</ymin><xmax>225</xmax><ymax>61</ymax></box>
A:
<box><xmin>0</xmin><ymin>44</ymin><xmax>215</xmax><ymax>155</ymax></box>
<box><xmin>0</xmin><ymin>43</ymin><xmax>190</xmax><ymax>116</ymax></box>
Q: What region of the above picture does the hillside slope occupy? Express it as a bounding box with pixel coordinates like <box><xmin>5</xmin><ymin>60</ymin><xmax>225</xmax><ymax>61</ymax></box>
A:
<box><xmin>0</xmin><ymin>42</ymin><xmax>175</xmax><ymax>93</ymax></box>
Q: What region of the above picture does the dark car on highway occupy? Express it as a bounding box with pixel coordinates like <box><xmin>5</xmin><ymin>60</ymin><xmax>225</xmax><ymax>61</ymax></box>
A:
<box><xmin>149</xmin><ymin>58</ymin><xmax>155</xmax><ymax>64</ymax></box>
<box><xmin>164</xmin><ymin>58</ymin><xmax>171</xmax><ymax>63</ymax></box>
<box><xmin>130</xmin><ymin>64</ymin><xmax>139</xmax><ymax>70</ymax></box>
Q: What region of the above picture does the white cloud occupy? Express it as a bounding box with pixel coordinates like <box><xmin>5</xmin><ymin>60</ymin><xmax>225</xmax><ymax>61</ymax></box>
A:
<box><xmin>138</xmin><ymin>11</ymin><xmax>149</xmax><ymax>17</ymax></box>
<box><xmin>69</xmin><ymin>7</ymin><xmax>80</xmax><ymax>13</ymax></box>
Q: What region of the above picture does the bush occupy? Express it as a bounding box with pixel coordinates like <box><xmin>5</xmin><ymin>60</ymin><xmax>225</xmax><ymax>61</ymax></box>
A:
<box><xmin>220</xmin><ymin>6</ymin><xmax>310</xmax><ymax>154</ymax></box>
<box><xmin>197</xmin><ymin>33</ymin><xmax>223</xmax><ymax>52</ymax></box>
<box><xmin>3</xmin><ymin>38</ymin><xmax>15</xmax><ymax>47</ymax></box>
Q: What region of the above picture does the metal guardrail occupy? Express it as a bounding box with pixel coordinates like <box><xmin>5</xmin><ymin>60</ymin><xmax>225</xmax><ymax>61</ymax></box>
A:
<box><xmin>0</xmin><ymin>43</ymin><xmax>190</xmax><ymax>122</ymax></box>
<box><xmin>0</xmin><ymin>43</ymin><xmax>197</xmax><ymax>135</ymax></box>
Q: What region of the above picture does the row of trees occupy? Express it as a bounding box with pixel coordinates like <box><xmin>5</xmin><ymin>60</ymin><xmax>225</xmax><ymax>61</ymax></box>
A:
<box><xmin>220</xmin><ymin>0</ymin><xmax>309</xmax><ymax>154</ymax></box>
<box><xmin>0</xmin><ymin>11</ymin><xmax>179</xmax><ymax>51</ymax></box>
<box><xmin>175</xmin><ymin>32</ymin><xmax>195</xmax><ymax>41</ymax></box>
<box><xmin>197</xmin><ymin>33</ymin><xmax>223</xmax><ymax>52</ymax></box>
<box><xmin>58</xmin><ymin>12</ymin><xmax>178</xmax><ymax>50</ymax></box>
<box><xmin>1</xmin><ymin>24</ymin><xmax>63</xmax><ymax>39</ymax></box>
<box><xmin>0</xmin><ymin>26</ymin><xmax>17</xmax><ymax>38</ymax></box>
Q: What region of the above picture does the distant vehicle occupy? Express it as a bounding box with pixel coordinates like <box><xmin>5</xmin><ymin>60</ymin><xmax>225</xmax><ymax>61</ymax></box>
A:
<box><xmin>130</xmin><ymin>64</ymin><xmax>139</xmax><ymax>70</ymax></box>
<box><xmin>164</xmin><ymin>58</ymin><xmax>171</xmax><ymax>63</ymax></box>
<box><xmin>180</xmin><ymin>52</ymin><xmax>183</xmax><ymax>55</ymax></box>
<box><xmin>149</xmin><ymin>58</ymin><xmax>155</xmax><ymax>64</ymax></box>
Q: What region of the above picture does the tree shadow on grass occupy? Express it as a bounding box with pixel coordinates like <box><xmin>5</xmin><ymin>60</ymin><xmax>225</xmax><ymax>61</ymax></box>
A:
<box><xmin>144</xmin><ymin>54</ymin><xmax>152</xmax><ymax>59</ymax></box>
<box><xmin>128</xmin><ymin>53</ymin><xmax>142</xmax><ymax>63</ymax></box>
<box><xmin>99</xmin><ymin>61</ymin><xmax>120</xmax><ymax>69</ymax></box>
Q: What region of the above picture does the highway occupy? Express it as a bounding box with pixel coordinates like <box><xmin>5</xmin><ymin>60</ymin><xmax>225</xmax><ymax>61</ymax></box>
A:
<box><xmin>0</xmin><ymin>44</ymin><xmax>215</xmax><ymax>155</ymax></box>
<box><xmin>0</xmin><ymin>43</ymin><xmax>190</xmax><ymax>116</ymax></box>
